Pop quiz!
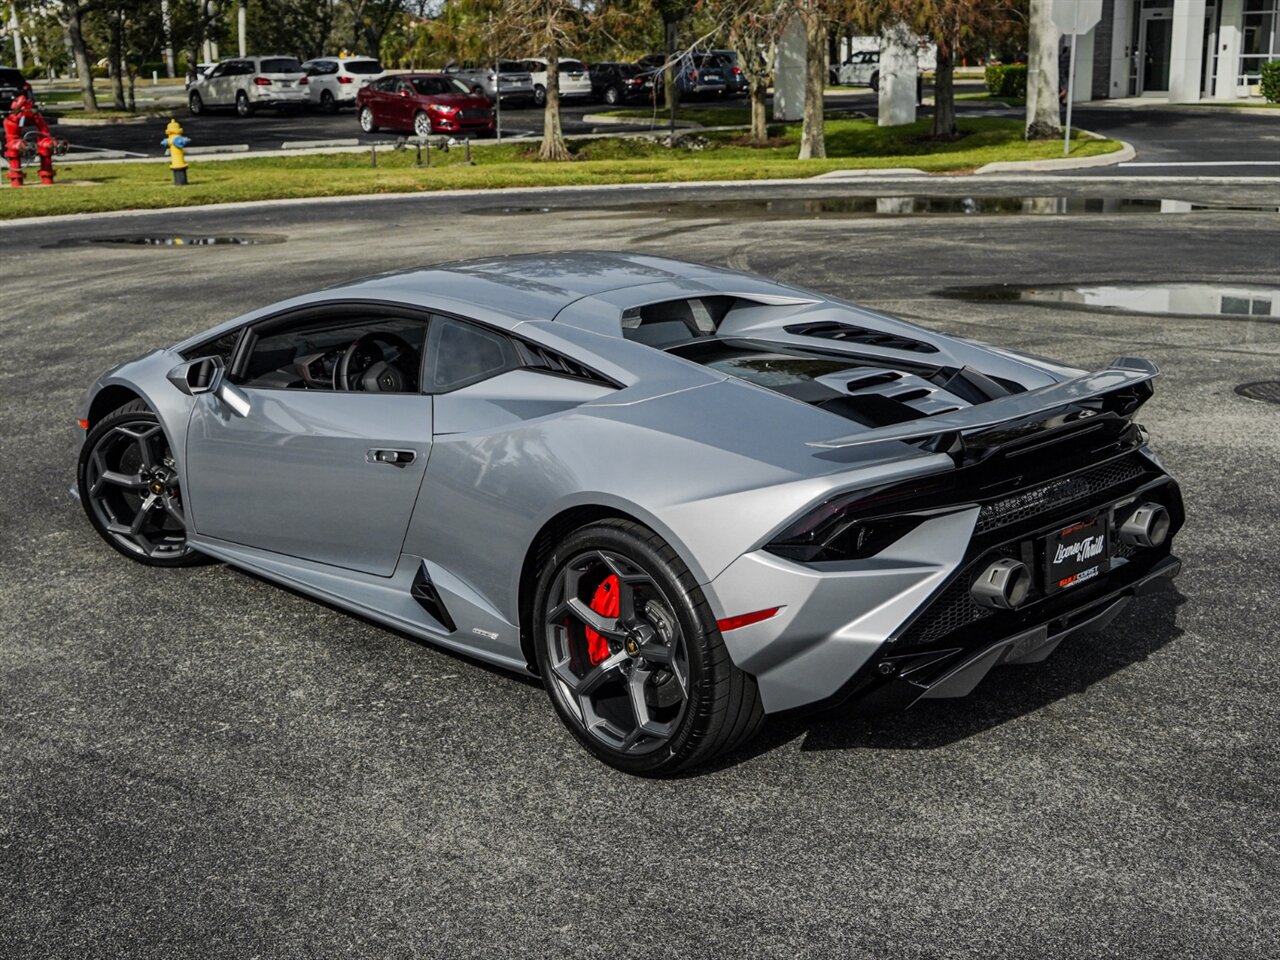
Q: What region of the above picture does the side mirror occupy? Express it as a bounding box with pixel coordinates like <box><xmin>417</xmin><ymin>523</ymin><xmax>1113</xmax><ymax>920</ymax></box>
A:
<box><xmin>167</xmin><ymin>355</ymin><xmax>251</xmax><ymax>417</ymax></box>
<box><xmin>168</xmin><ymin>355</ymin><xmax>224</xmax><ymax>395</ymax></box>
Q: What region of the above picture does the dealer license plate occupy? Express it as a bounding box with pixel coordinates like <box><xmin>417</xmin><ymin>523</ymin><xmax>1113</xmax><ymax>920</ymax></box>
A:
<box><xmin>1044</xmin><ymin>515</ymin><xmax>1109</xmax><ymax>593</ymax></box>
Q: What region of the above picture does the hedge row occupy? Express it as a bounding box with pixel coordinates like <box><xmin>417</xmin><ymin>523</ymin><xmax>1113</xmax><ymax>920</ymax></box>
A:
<box><xmin>1262</xmin><ymin>60</ymin><xmax>1280</xmax><ymax>103</ymax></box>
<box><xmin>985</xmin><ymin>63</ymin><xmax>1027</xmax><ymax>99</ymax></box>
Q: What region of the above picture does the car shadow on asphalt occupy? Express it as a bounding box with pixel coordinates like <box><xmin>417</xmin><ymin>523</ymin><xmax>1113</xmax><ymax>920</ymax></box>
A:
<box><xmin>711</xmin><ymin>583</ymin><xmax>1187</xmax><ymax>767</ymax></box>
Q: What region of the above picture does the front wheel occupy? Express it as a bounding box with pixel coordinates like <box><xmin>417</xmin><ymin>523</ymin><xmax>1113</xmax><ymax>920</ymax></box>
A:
<box><xmin>77</xmin><ymin>400</ymin><xmax>209</xmax><ymax>567</ymax></box>
<box><xmin>188</xmin><ymin>91</ymin><xmax>204</xmax><ymax>115</ymax></box>
<box><xmin>533</xmin><ymin>519</ymin><xmax>764</xmax><ymax>776</ymax></box>
<box><xmin>358</xmin><ymin>105</ymin><xmax>378</xmax><ymax>133</ymax></box>
<box><xmin>413</xmin><ymin>110</ymin><xmax>432</xmax><ymax>137</ymax></box>
<box><xmin>869</xmin><ymin>72</ymin><xmax>880</xmax><ymax>93</ymax></box>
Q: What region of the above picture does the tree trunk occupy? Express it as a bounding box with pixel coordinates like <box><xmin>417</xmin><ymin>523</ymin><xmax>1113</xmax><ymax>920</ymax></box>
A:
<box><xmin>663</xmin><ymin>17</ymin><xmax>680</xmax><ymax>113</ymax></box>
<box><xmin>750</xmin><ymin>81</ymin><xmax>768</xmax><ymax>143</ymax></box>
<box><xmin>109</xmin><ymin>7</ymin><xmax>126</xmax><ymax>111</ymax></box>
<box><xmin>540</xmin><ymin>50</ymin><xmax>569</xmax><ymax>161</ymax></box>
<box><xmin>63</xmin><ymin>3</ymin><xmax>97</xmax><ymax>112</ymax></box>
<box><xmin>931</xmin><ymin>47</ymin><xmax>956</xmax><ymax>137</ymax></box>
<box><xmin>1025</xmin><ymin>0</ymin><xmax>1061</xmax><ymax>139</ymax></box>
<box><xmin>798</xmin><ymin>8</ymin><xmax>826</xmax><ymax>159</ymax></box>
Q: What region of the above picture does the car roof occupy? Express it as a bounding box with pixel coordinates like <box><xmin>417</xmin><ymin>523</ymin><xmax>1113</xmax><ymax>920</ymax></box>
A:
<box><xmin>318</xmin><ymin>252</ymin><xmax>760</xmax><ymax>325</ymax></box>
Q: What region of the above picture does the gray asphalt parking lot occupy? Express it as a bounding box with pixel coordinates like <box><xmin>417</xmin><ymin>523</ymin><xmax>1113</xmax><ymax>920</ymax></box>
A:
<box><xmin>1</xmin><ymin>177</ymin><xmax>1277</xmax><ymax>958</ymax></box>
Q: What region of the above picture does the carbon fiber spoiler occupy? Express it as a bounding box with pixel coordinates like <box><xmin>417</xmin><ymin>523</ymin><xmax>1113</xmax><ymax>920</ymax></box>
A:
<box><xmin>807</xmin><ymin>357</ymin><xmax>1160</xmax><ymax>450</ymax></box>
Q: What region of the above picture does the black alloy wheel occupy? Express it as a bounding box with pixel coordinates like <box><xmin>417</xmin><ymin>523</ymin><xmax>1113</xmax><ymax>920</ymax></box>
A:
<box><xmin>78</xmin><ymin>401</ymin><xmax>208</xmax><ymax>567</ymax></box>
<box><xmin>533</xmin><ymin>519</ymin><xmax>764</xmax><ymax>775</ymax></box>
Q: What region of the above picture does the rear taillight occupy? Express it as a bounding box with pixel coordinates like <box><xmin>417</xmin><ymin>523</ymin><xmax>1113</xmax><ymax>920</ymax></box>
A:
<box><xmin>298</xmin><ymin>77</ymin><xmax>309</xmax><ymax>85</ymax></box>
<box><xmin>765</xmin><ymin>479</ymin><xmax>949</xmax><ymax>563</ymax></box>
<box><xmin>253</xmin><ymin>76</ymin><xmax>271</xmax><ymax>86</ymax></box>
<box><xmin>337</xmin><ymin>75</ymin><xmax>353</xmax><ymax>84</ymax></box>
<box><xmin>625</xmin><ymin>77</ymin><xmax>641</xmax><ymax>85</ymax></box>
<box><xmin>733</xmin><ymin>66</ymin><xmax>742</xmax><ymax>76</ymax></box>
<box><xmin>688</xmin><ymin>70</ymin><xmax>696</xmax><ymax>80</ymax></box>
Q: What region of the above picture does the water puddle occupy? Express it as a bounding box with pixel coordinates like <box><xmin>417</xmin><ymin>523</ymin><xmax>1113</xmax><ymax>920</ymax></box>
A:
<box><xmin>47</xmin><ymin>234</ymin><xmax>286</xmax><ymax>248</ymax></box>
<box><xmin>1236</xmin><ymin>381</ymin><xmax>1280</xmax><ymax>405</ymax></box>
<box><xmin>941</xmin><ymin>282</ymin><xmax>1279</xmax><ymax>320</ymax></box>
<box><xmin>557</xmin><ymin>196</ymin><xmax>1280</xmax><ymax>220</ymax></box>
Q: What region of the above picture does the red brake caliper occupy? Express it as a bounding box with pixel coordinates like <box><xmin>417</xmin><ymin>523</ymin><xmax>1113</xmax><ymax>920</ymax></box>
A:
<box><xmin>584</xmin><ymin>574</ymin><xmax>620</xmax><ymax>666</ymax></box>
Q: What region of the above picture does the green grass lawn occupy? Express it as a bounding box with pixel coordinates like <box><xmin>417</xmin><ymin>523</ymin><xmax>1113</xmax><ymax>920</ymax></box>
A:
<box><xmin>0</xmin><ymin>117</ymin><xmax>1120</xmax><ymax>220</ymax></box>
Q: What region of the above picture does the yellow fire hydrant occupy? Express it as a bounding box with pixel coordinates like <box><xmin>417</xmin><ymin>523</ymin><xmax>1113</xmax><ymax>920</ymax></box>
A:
<box><xmin>161</xmin><ymin>118</ymin><xmax>190</xmax><ymax>186</ymax></box>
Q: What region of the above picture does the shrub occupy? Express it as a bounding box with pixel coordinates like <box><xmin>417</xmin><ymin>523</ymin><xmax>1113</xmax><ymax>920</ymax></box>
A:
<box><xmin>1261</xmin><ymin>60</ymin><xmax>1280</xmax><ymax>103</ymax></box>
<box><xmin>985</xmin><ymin>62</ymin><xmax>1027</xmax><ymax>100</ymax></box>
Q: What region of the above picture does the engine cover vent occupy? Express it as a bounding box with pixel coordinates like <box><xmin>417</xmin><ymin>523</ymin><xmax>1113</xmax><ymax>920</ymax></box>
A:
<box><xmin>785</xmin><ymin>320</ymin><xmax>940</xmax><ymax>354</ymax></box>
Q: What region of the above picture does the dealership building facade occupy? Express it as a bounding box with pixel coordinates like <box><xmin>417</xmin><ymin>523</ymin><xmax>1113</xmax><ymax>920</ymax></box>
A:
<box><xmin>1081</xmin><ymin>0</ymin><xmax>1279</xmax><ymax>101</ymax></box>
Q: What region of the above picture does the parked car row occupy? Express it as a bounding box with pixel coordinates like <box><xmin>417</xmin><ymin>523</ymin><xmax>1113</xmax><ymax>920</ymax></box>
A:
<box><xmin>184</xmin><ymin>49</ymin><xmax>749</xmax><ymax>120</ymax></box>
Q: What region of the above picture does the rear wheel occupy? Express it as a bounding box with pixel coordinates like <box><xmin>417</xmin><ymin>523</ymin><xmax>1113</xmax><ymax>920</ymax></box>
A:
<box><xmin>320</xmin><ymin>90</ymin><xmax>337</xmax><ymax>114</ymax></box>
<box><xmin>533</xmin><ymin>519</ymin><xmax>764</xmax><ymax>776</ymax></box>
<box><xmin>603</xmin><ymin>85</ymin><xmax>620</xmax><ymax>106</ymax></box>
<box><xmin>235</xmin><ymin>91</ymin><xmax>255</xmax><ymax>117</ymax></box>
<box><xmin>359</xmin><ymin>105</ymin><xmax>378</xmax><ymax>133</ymax></box>
<box><xmin>77</xmin><ymin>400</ymin><xmax>209</xmax><ymax>567</ymax></box>
<box><xmin>533</xmin><ymin>85</ymin><xmax>546</xmax><ymax>107</ymax></box>
<box><xmin>188</xmin><ymin>91</ymin><xmax>204</xmax><ymax>115</ymax></box>
<box><xmin>869</xmin><ymin>71</ymin><xmax>880</xmax><ymax>93</ymax></box>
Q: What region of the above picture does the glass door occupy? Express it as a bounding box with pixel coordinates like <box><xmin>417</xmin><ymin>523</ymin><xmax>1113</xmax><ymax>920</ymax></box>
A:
<box><xmin>1138</xmin><ymin>1</ymin><xmax>1175</xmax><ymax>94</ymax></box>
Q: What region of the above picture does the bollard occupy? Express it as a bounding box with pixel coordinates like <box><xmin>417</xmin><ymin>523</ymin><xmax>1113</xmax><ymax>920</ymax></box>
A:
<box><xmin>370</xmin><ymin>143</ymin><xmax>377</xmax><ymax>167</ymax></box>
<box><xmin>465</xmin><ymin>137</ymin><xmax>472</xmax><ymax>164</ymax></box>
<box><xmin>152</xmin><ymin>71</ymin><xmax>158</xmax><ymax>86</ymax></box>
<box><xmin>161</xmin><ymin>118</ymin><xmax>190</xmax><ymax>186</ymax></box>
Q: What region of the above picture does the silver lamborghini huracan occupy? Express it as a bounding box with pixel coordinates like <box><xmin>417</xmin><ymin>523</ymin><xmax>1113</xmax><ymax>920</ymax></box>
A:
<box><xmin>75</xmin><ymin>253</ymin><xmax>1183</xmax><ymax>774</ymax></box>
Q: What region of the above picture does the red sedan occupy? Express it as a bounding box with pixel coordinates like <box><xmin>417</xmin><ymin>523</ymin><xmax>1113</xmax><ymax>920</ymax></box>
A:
<box><xmin>356</xmin><ymin>73</ymin><xmax>495</xmax><ymax>137</ymax></box>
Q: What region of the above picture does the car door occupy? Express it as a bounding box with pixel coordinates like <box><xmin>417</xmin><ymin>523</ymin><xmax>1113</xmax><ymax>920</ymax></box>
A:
<box><xmin>183</xmin><ymin>306</ymin><xmax>434</xmax><ymax>577</ymax></box>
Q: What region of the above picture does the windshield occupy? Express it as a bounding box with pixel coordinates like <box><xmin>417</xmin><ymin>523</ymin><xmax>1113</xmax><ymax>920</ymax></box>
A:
<box><xmin>344</xmin><ymin>59</ymin><xmax>383</xmax><ymax>74</ymax></box>
<box><xmin>260</xmin><ymin>58</ymin><xmax>301</xmax><ymax>74</ymax></box>
<box><xmin>410</xmin><ymin>76</ymin><xmax>473</xmax><ymax>96</ymax></box>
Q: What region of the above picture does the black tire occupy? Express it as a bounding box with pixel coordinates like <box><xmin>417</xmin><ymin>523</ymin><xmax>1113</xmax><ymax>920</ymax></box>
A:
<box><xmin>235</xmin><ymin>91</ymin><xmax>255</xmax><ymax>117</ymax></box>
<box><xmin>533</xmin><ymin>85</ymin><xmax>546</xmax><ymax>107</ymax></box>
<box><xmin>533</xmin><ymin>519</ymin><xmax>765</xmax><ymax>776</ymax></box>
<box><xmin>320</xmin><ymin>90</ymin><xmax>337</xmax><ymax>114</ymax></box>
<box><xmin>603</xmin><ymin>85</ymin><xmax>620</xmax><ymax>106</ymax></box>
<box><xmin>77</xmin><ymin>400</ymin><xmax>210</xmax><ymax>568</ymax></box>
<box><xmin>413</xmin><ymin>110</ymin><xmax>432</xmax><ymax>138</ymax></box>
<box><xmin>870</xmin><ymin>71</ymin><xmax>880</xmax><ymax>93</ymax></box>
<box><xmin>359</xmin><ymin>105</ymin><xmax>378</xmax><ymax>133</ymax></box>
<box><xmin>188</xmin><ymin>91</ymin><xmax>204</xmax><ymax>116</ymax></box>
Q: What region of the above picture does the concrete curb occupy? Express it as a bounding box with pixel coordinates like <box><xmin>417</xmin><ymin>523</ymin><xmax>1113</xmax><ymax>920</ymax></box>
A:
<box><xmin>813</xmin><ymin>167</ymin><xmax>927</xmax><ymax>178</ymax></box>
<box><xmin>582</xmin><ymin>114</ymin><xmax>702</xmax><ymax>129</ymax></box>
<box><xmin>9</xmin><ymin>172</ymin><xmax>1280</xmax><ymax>229</ymax></box>
<box><xmin>974</xmin><ymin>137</ymin><xmax>1135</xmax><ymax>174</ymax></box>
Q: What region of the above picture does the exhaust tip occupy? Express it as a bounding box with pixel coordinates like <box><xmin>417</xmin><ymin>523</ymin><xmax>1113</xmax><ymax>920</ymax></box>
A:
<box><xmin>1119</xmin><ymin>502</ymin><xmax>1170</xmax><ymax>548</ymax></box>
<box><xmin>971</xmin><ymin>557</ymin><xmax>1031</xmax><ymax>610</ymax></box>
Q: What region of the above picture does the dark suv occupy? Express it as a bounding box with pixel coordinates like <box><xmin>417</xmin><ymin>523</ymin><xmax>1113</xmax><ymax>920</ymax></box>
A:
<box><xmin>637</xmin><ymin>53</ymin><xmax>726</xmax><ymax>100</ymax></box>
<box><xmin>708</xmin><ymin>51</ymin><xmax>747</xmax><ymax>98</ymax></box>
<box><xmin>0</xmin><ymin>68</ymin><xmax>33</xmax><ymax>111</ymax></box>
<box><xmin>589</xmin><ymin>62</ymin><xmax>658</xmax><ymax>105</ymax></box>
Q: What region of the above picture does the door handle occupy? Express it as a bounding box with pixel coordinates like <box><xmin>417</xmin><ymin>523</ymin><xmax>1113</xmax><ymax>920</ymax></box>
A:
<box><xmin>367</xmin><ymin>448</ymin><xmax>416</xmax><ymax>467</ymax></box>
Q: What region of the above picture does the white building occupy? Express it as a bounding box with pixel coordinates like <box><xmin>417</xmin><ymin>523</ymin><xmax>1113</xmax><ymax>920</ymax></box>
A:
<box><xmin>1082</xmin><ymin>0</ymin><xmax>1278</xmax><ymax>102</ymax></box>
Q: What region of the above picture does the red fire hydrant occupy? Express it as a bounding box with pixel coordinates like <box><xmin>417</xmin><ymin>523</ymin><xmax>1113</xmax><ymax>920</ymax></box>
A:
<box><xmin>4</xmin><ymin>94</ymin><xmax>63</xmax><ymax>187</ymax></box>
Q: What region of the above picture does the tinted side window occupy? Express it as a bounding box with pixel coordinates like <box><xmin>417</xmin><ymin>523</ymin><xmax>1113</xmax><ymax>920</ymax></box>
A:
<box><xmin>426</xmin><ymin>316</ymin><xmax>518</xmax><ymax>392</ymax></box>
<box><xmin>240</xmin><ymin>313</ymin><xmax>428</xmax><ymax>392</ymax></box>
<box><xmin>181</xmin><ymin>329</ymin><xmax>241</xmax><ymax>364</ymax></box>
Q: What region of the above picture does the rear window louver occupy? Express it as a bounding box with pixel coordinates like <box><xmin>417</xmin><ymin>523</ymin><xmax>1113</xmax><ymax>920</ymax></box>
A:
<box><xmin>514</xmin><ymin>339</ymin><xmax>618</xmax><ymax>387</ymax></box>
<box><xmin>785</xmin><ymin>321</ymin><xmax>939</xmax><ymax>354</ymax></box>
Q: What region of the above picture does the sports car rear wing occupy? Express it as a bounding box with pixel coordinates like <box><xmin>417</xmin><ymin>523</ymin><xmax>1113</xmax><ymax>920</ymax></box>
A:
<box><xmin>807</xmin><ymin>357</ymin><xmax>1160</xmax><ymax>450</ymax></box>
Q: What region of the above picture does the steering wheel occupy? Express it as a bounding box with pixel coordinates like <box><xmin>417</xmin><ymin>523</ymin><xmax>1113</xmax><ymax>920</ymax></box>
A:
<box><xmin>335</xmin><ymin>332</ymin><xmax>417</xmax><ymax>392</ymax></box>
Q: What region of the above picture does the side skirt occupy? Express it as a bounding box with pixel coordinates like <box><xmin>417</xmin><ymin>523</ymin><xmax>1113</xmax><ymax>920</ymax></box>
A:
<box><xmin>187</xmin><ymin>534</ymin><xmax>532</xmax><ymax>675</ymax></box>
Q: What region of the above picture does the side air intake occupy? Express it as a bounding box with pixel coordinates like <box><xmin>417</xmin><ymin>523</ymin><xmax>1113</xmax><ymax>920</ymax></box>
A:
<box><xmin>411</xmin><ymin>566</ymin><xmax>457</xmax><ymax>633</ymax></box>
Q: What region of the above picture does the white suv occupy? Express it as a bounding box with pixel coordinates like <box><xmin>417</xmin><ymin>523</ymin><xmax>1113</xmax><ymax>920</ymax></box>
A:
<box><xmin>187</xmin><ymin>56</ymin><xmax>308</xmax><ymax>117</ymax></box>
<box><xmin>299</xmin><ymin>56</ymin><xmax>385</xmax><ymax>113</ymax></box>
<box><xmin>519</xmin><ymin>58</ymin><xmax>592</xmax><ymax>107</ymax></box>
